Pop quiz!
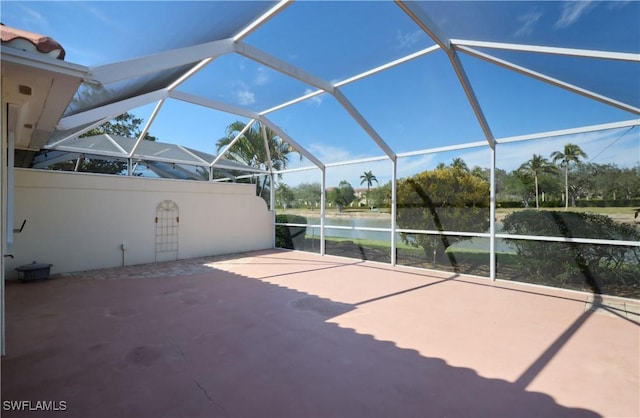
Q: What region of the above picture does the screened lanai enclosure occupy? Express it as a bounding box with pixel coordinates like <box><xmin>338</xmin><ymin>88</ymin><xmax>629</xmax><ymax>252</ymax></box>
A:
<box><xmin>1</xmin><ymin>2</ymin><xmax>639</xmax><ymax>417</ymax></box>
<box><xmin>1</xmin><ymin>2</ymin><xmax>639</xmax><ymax>296</ymax></box>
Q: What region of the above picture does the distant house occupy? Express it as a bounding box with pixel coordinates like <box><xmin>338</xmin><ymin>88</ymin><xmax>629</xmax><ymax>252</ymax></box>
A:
<box><xmin>354</xmin><ymin>188</ymin><xmax>368</xmax><ymax>207</ymax></box>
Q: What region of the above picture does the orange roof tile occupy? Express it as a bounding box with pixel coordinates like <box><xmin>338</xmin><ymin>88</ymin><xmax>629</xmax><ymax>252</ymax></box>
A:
<box><xmin>1</xmin><ymin>23</ymin><xmax>65</xmax><ymax>59</ymax></box>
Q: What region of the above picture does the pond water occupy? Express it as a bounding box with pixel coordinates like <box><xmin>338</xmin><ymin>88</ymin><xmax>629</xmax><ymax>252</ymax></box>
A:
<box><xmin>298</xmin><ymin>215</ymin><xmax>516</xmax><ymax>253</ymax></box>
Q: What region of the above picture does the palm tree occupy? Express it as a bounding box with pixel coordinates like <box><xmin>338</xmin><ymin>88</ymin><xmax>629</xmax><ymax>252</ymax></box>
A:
<box><xmin>360</xmin><ymin>170</ymin><xmax>378</xmax><ymax>208</ymax></box>
<box><xmin>550</xmin><ymin>143</ymin><xmax>588</xmax><ymax>210</ymax></box>
<box><xmin>275</xmin><ymin>183</ymin><xmax>294</xmax><ymax>210</ymax></box>
<box><xmin>451</xmin><ymin>157</ymin><xmax>469</xmax><ymax>172</ymax></box>
<box><xmin>518</xmin><ymin>154</ymin><xmax>556</xmax><ymax>209</ymax></box>
<box><xmin>216</xmin><ymin>121</ymin><xmax>299</xmax><ymax>199</ymax></box>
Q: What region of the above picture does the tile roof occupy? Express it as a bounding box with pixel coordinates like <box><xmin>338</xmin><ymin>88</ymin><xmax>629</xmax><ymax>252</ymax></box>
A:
<box><xmin>0</xmin><ymin>23</ymin><xmax>65</xmax><ymax>59</ymax></box>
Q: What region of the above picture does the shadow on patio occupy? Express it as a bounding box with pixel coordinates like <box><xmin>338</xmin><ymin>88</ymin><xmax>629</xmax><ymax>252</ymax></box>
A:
<box><xmin>1</xmin><ymin>250</ymin><xmax>637</xmax><ymax>417</ymax></box>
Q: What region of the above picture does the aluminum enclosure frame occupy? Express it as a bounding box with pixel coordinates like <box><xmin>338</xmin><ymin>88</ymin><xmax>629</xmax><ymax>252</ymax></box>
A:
<box><xmin>4</xmin><ymin>0</ymin><xmax>639</xmax><ymax>283</ymax></box>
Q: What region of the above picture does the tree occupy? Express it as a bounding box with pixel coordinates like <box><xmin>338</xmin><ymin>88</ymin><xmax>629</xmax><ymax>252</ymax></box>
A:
<box><xmin>83</xmin><ymin>113</ymin><xmax>157</xmax><ymax>140</ymax></box>
<box><xmin>618</xmin><ymin>165</ymin><xmax>640</xmax><ymax>199</ymax></box>
<box><xmin>328</xmin><ymin>180</ymin><xmax>355</xmax><ymax>210</ymax></box>
<box><xmin>493</xmin><ymin>168</ymin><xmax>510</xmax><ymax>199</ymax></box>
<box><xmin>368</xmin><ymin>180</ymin><xmax>392</xmax><ymax>208</ymax></box>
<box><xmin>551</xmin><ymin>143</ymin><xmax>588</xmax><ymax>210</ymax></box>
<box><xmin>49</xmin><ymin>112</ymin><xmax>157</xmax><ymax>174</ymax></box>
<box><xmin>588</xmin><ymin>163</ymin><xmax>621</xmax><ymax>200</ymax></box>
<box><xmin>497</xmin><ymin>169</ymin><xmax>529</xmax><ymax>203</ymax></box>
<box><xmin>396</xmin><ymin>166</ymin><xmax>490</xmax><ymax>267</ymax></box>
<box><xmin>359</xmin><ymin>170</ymin><xmax>378</xmax><ymax>208</ymax></box>
<box><xmin>292</xmin><ymin>182</ymin><xmax>322</xmax><ymax>209</ymax></box>
<box><xmin>275</xmin><ymin>183</ymin><xmax>295</xmax><ymax>210</ymax></box>
<box><xmin>502</xmin><ymin>210</ymin><xmax>640</xmax><ymax>296</ymax></box>
<box><xmin>518</xmin><ymin>154</ymin><xmax>557</xmax><ymax>209</ymax></box>
<box><xmin>584</xmin><ymin>163</ymin><xmax>640</xmax><ymax>201</ymax></box>
<box><xmin>451</xmin><ymin>157</ymin><xmax>469</xmax><ymax>172</ymax></box>
<box><xmin>470</xmin><ymin>166</ymin><xmax>489</xmax><ymax>182</ymax></box>
<box><xmin>569</xmin><ymin>163</ymin><xmax>598</xmax><ymax>203</ymax></box>
<box><xmin>216</xmin><ymin>121</ymin><xmax>300</xmax><ymax>200</ymax></box>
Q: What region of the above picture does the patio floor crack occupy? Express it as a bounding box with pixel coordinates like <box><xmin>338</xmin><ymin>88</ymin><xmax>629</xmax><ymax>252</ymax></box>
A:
<box><xmin>194</xmin><ymin>379</ymin><xmax>226</xmax><ymax>413</ymax></box>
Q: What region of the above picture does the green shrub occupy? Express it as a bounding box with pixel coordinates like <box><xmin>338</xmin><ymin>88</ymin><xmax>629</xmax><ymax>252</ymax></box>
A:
<box><xmin>275</xmin><ymin>214</ymin><xmax>307</xmax><ymax>249</ymax></box>
<box><xmin>497</xmin><ymin>201</ymin><xmax>527</xmax><ymax>208</ymax></box>
<box><xmin>396</xmin><ymin>167</ymin><xmax>490</xmax><ymax>266</ymax></box>
<box><xmin>539</xmin><ymin>200</ymin><xmax>564</xmax><ymax>208</ymax></box>
<box><xmin>575</xmin><ymin>199</ymin><xmax>640</xmax><ymax>208</ymax></box>
<box><xmin>497</xmin><ymin>200</ymin><xmax>565</xmax><ymax>208</ymax></box>
<box><xmin>502</xmin><ymin>210</ymin><xmax>640</xmax><ymax>297</ymax></box>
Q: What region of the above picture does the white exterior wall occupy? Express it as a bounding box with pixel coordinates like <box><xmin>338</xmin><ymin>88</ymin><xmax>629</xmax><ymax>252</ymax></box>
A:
<box><xmin>5</xmin><ymin>169</ymin><xmax>273</xmax><ymax>279</ymax></box>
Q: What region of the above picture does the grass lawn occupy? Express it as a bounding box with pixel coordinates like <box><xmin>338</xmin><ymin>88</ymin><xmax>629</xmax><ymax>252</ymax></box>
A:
<box><xmin>286</xmin><ymin>206</ymin><xmax>637</xmax><ymax>222</ymax></box>
<box><xmin>315</xmin><ymin>236</ymin><xmax>516</xmax><ymax>259</ymax></box>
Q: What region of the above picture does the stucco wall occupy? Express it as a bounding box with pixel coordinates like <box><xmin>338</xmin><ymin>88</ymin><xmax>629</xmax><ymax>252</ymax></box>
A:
<box><xmin>6</xmin><ymin>169</ymin><xmax>273</xmax><ymax>279</ymax></box>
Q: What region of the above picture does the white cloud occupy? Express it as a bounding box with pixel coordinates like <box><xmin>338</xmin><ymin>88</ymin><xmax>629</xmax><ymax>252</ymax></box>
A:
<box><xmin>454</xmin><ymin>149</ymin><xmax>492</xmax><ymax>170</ymax></box>
<box><xmin>496</xmin><ymin>128</ymin><xmax>639</xmax><ymax>171</ymax></box>
<box><xmin>81</xmin><ymin>4</ymin><xmax>118</xmax><ymax>27</ymax></box>
<box><xmin>555</xmin><ymin>1</ymin><xmax>597</xmax><ymax>29</ymax></box>
<box><xmin>63</xmin><ymin>45</ymin><xmax>105</xmax><ymax>65</ymax></box>
<box><xmin>254</xmin><ymin>67</ymin><xmax>270</xmax><ymax>86</ymax></box>
<box><xmin>230</xmin><ymin>80</ymin><xmax>258</xmax><ymax>105</ymax></box>
<box><xmin>558</xmin><ymin>128</ymin><xmax>639</xmax><ymax>166</ymax></box>
<box><xmin>396</xmin><ymin>29</ymin><xmax>423</xmax><ymax>49</ymax></box>
<box><xmin>513</xmin><ymin>11</ymin><xmax>542</xmax><ymax>37</ymax></box>
<box><xmin>280</xmin><ymin>143</ymin><xmax>392</xmax><ymax>187</ymax></box>
<box><xmin>326</xmin><ymin>160</ymin><xmax>393</xmax><ymax>188</ymax></box>
<box><xmin>15</xmin><ymin>4</ymin><xmax>49</xmax><ymax>28</ymax></box>
<box><xmin>281</xmin><ymin>127</ymin><xmax>639</xmax><ymax>187</ymax></box>
<box><xmin>307</xmin><ymin>143</ymin><xmax>363</xmax><ymax>163</ymax></box>
<box><xmin>607</xmin><ymin>1</ymin><xmax>632</xmax><ymax>10</ymax></box>
<box><xmin>233</xmin><ymin>88</ymin><xmax>256</xmax><ymax>106</ymax></box>
<box><xmin>304</xmin><ymin>88</ymin><xmax>323</xmax><ymax>107</ymax></box>
<box><xmin>397</xmin><ymin>154</ymin><xmax>436</xmax><ymax>179</ymax></box>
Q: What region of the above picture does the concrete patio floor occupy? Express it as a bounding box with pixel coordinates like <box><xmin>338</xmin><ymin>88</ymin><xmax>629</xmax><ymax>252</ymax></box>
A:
<box><xmin>1</xmin><ymin>249</ymin><xmax>638</xmax><ymax>418</ymax></box>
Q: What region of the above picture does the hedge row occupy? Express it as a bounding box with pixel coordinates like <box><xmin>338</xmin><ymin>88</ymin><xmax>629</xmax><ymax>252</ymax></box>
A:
<box><xmin>502</xmin><ymin>210</ymin><xmax>640</xmax><ymax>297</ymax></box>
<box><xmin>275</xmin><ymin>214</ymin><xmax>307</xmax><ymax>249</ymax></box>
<box><xmin>498</xmin><ymin>199</ymin><xmax>640</xmax><ymax>208</ymax></box>
<box><xmin>575</xmin><ymin>199</ymin><xmax>640</xmax><ymax>208</ymax></box>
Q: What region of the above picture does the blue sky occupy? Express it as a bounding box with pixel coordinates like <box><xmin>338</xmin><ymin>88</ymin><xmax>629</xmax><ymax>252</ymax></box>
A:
<box><xmin>2</xmin><ymin>1</ymin><xmax>638</xmax><ymax>187</ymax></box>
